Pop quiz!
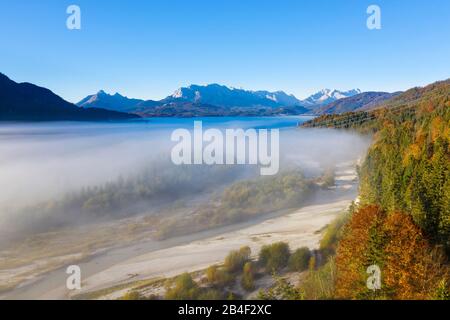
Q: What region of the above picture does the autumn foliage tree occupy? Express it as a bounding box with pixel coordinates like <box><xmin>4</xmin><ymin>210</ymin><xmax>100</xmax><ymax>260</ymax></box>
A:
<box><xmin>382</xmin><ymin>212</ymin><xmax>448</xmax><ymax>299</ymax></box>
<box><xmin>335</xmin><ymin>205</ymin><xmax>449</xmax><ymax>299</ymax></box>
<box><xmin>335</xmin><ymin>205</ymin><xmax>386</xmax><ymax>299</ymax></box>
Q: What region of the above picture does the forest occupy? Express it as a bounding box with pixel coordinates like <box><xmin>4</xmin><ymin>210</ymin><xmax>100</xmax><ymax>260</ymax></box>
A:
<box><xmin>299</xmin><ymin>79</ymin><xmax>450</xmax><ymax>299</ymax></box>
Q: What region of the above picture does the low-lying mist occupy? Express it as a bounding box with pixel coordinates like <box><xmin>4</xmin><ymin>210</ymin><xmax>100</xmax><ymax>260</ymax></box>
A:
<box><xmin>0</xmin><ymin>119</ymin><xmax>371</xmax><ymax>243</ymax></box>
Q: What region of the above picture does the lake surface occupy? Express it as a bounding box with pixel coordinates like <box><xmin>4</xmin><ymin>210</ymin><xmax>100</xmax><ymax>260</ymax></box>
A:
<box><xmin>0</xmin><ymin>116</ymin><xmax>314</xmax><ymax>138</ymax></box>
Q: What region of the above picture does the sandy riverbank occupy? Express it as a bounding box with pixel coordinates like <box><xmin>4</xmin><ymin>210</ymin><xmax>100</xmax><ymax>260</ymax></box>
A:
<box><xmin>2</xmin><ymin>161</ymin><xmax>358</xmax><ymax>300</ymax></box>
<box><xmin>79</xmin><ymin>199</ymin><xmax>352</xmax><ymax>298</ymax></box>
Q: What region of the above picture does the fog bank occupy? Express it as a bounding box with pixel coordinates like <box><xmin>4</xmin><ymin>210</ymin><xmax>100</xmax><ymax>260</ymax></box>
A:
<box><xmin>0</xmin><ymin>119</ymin><xmax>370</xmax><ymax>241</ymax></box>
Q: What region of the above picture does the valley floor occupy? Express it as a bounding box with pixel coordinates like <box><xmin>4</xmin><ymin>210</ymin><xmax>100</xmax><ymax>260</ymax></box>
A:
<box><xmin>1</xmin><ymin>161</ymin><xmax>358</xmax><ymax>300</ymax></box>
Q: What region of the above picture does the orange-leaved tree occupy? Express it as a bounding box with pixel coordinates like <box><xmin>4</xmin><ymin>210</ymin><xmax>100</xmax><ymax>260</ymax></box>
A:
<box><xmin>382</xmin><ymin>212</ymin><xmax>448</xmax><ymax>299</ymax></box>
<box><xmin>335</xmin><ymin>206</ymin><xmax>449</xmax><ymax>299</ymax></box>
<box><xmin>335</xmin><ymin>205</ymin><xmax>386</xmax><ymax>299</ymax></box>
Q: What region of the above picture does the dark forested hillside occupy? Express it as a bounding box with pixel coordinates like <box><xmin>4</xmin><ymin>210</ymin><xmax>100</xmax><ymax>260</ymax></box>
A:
<box><xmin>0</xmin><ymin>73</ymin><xmax>138</xmax><ymax>121</ymax></box>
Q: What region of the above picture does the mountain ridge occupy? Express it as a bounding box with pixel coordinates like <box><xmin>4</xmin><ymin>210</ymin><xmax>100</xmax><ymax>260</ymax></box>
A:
<box><xmin>77</xmin><ymin>84</ymin><xmax>363</xmax><ymax>116</ymax></box>
<box><xmin>0</xmin><ymin>71</ymin><xmax>400</xmax><ymax>119</ymax></box>
<box><xmin>77</xmin><ymin>90</ymin><xmax>145</xmax><ymax>113</ymax></box>
<box><xmin>314</xmin><ymin>91</ymin><xmax>402</xmax><ymax>114</ymax></box>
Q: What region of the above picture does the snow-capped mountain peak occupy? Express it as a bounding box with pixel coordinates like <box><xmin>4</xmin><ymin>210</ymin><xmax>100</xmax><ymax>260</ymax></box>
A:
<box><xmin>302</xmin><ymin>88</ymin><xmax>361</xmax><ymax>107</ymax></box>
<box><xmin>166</xmin><ymin>84</ymin><xmax>302</xmax><ymax>108</ymax></box>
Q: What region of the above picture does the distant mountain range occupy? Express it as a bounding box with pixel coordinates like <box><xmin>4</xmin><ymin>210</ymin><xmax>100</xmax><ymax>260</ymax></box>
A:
<box><xmin>77</xmin><ymin>84</ymin><xmax>365</xmax><ymax>117</ymax></box>
<box><xmin>0</xmin><ymin>73</ymin><xmax>138</xmax><ymax>121</ymax></box>
<box><xmin>165</xmin><ymin>84</ymin><xmax>302</xmax><ymax>108</ymax></box>
<box><xmin>0</xmin><ymin>71</ymin><xmax>405</xmax><ymax>120</ymax></box>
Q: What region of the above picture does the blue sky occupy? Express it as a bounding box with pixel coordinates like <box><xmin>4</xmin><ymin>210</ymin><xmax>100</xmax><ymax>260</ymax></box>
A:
<box><xmin>0</xmin><ymin>0</ymin><xmax>449</xmax><ymax>103</ymax></box>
